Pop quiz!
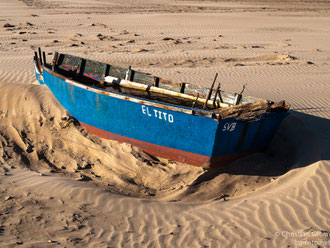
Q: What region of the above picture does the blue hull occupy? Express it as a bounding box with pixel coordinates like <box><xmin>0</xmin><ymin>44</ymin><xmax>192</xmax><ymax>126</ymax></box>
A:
<box><xmin>35</xmin><ymin>64</ymin><xmax>288</xmax><ymax>167</ymax></box>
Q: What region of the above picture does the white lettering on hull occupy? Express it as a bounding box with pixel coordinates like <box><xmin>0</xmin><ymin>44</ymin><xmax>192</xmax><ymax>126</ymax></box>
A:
<box><xmin>142</xmin><ymin>105</ymin><xmax>174</xmax><ymax>123</ymax></box>
<box><xmin>223</xmin><ymin>122</ymin><xmax>237</xmax><ymax>132</ymax></box>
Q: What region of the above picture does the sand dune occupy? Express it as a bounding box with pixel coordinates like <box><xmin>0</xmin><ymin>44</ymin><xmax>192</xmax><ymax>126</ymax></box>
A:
<box><xmin>0</xmin><ymin>0</ymin><xmax>329</xmax><ymax>247</ymax></box>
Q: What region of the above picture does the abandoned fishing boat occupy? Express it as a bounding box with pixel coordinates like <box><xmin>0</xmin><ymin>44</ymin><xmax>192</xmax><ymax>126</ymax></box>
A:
<box><xmin>33</xmin><ymin>48</ymin><xmax>290</xmax><ymax>168</ymax></box>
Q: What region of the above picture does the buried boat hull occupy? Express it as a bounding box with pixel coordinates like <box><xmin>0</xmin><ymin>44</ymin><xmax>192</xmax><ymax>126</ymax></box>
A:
<box><xmin>34</xmin><ymin>62</ymin><xmax>288</xmax><ymax>168</ymax></box>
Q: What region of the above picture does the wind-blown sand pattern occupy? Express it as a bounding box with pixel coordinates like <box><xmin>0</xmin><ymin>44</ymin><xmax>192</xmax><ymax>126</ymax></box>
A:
<box><xmin>0</xmin><ymin>0</ymin><xmax>329</xmax><ymax>247</ymax></box>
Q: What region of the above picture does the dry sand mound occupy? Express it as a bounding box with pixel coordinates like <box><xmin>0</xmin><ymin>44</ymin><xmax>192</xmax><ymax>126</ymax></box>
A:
<box><xmin>0</xmin><ymin>83</ymin><xmax>328</xmax><ymax>247</ymax></box>
<box><xmin>0</xmin><ymin>83</ymin><xmax>320</xmax><ymax>203</ymax></box>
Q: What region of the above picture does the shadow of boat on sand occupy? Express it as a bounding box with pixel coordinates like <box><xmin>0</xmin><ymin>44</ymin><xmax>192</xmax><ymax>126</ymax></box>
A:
<box><xmin>178</xmin><ymin>111</ymin><xmax>329</xmax><ymax>201</ymax></box>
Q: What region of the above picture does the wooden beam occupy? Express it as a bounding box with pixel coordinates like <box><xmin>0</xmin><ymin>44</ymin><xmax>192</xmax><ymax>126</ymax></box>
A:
<box><xmin>78</xmin><ymin>59</ymin><xmax>86</xmax><ymax>77</ymax></box>
<box><xmin>203</xmin><ymin>73</ymin><xmax>218</xmax><ymax>109</ymax></box>
<box><xmin>105</xmin><ymin>64</ymin><xmax>110</xmax><ymax>76</ymax></box>
<box><xmin>42</xmin><ymin>51</ymin><xmax>46</xmax><ymax>65</ymax></box>
<box><xmin>52</xmin><ymin>52</ymin><xmax>58</xmax><ymax>71</ymax></box>
<box><xmin>125</xmin><ymin>66</ymin><xmax>132</xmax><ymax>80</ymax></box>
<box><xmin>38</xmin><ymin>47</ymin><xmax>43</xmax><ymax>65</ymax></box>
<box><xmin>34</xmin><ymin>51</ymin><xmax>41</xmax><ymax>72</ymax></box>
<box><xmin>180</xmin><ymin>83</ymin><xmax>186</xmax><ymax>93</ymax></box>
<box><xmin>154</xmin><ymin>77</ymin><xmax>160</xmax><ymax>87</ymax></box>
<box><xmin>212</xmin><ymin>82</ymin><xmax>221</xmax><ymax>108</ymax></box>
<box><xmin>105</xmin><ymin>76</ymin><xmax>229</xmax><ymax>108</ymax></box>
<box><xmin>234</xmin><ymin>93</ymin><xmax>242</xmax><ymax>105</ymax></box>
<box><xmin>129</xmin><ymin>69</ymin><xmax>135</xmax><ymax>81</ymax></box>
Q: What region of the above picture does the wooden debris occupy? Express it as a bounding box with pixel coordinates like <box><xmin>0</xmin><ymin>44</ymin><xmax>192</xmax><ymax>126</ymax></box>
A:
<box><xmin>217</xmin><ymin>100</ymin><xmax>270</xmax><ymax>119</ymax></box>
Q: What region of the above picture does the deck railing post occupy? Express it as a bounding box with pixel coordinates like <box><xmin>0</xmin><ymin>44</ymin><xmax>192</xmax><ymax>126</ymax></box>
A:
<box><xmin>34</xmin><ymin>51</ymin><xmax>42</xmax><ymax>72</ymax></box>
<box><xmin>38</xmin><ymin>47</ymin><xmax>43</xmax><ymax>65</ymax></box>
<box><xmin>129</xmin><ymin>69</ymin><xmax>135</xmax><ymax>81</ymax></box>
<box><xmin>234</xmin><ymin>93</ymin><xmax>242</xmax><ymax>105</ymax></box>
<box><xmin>105</xmin><ymin>64</ymin><xmax>110</xmax><ymax>76</ymax></box>
<box><xmin>180</xmin><ymin>83</ymin><xmax>186</xmax><ymax>93</ymax></box>
<box><xmin>212</xmin><ymin>82</ymin><xmax>221</xmax><ymax>108</ymax></box>
<box><xmin>34</xmin><ymin>51</ymin><xmax>38</xmax><ymax>61</ymax></box>
<box><xmin>125</xmin><ymin>66</ymin><xmax>131</xmax><ymax>80</ymax></box>
<box><xmin>79</xmin><ymin>59</ymin><xmax>86</xmax><ymax>77</ymax></box>
<box><xmin>42</xmin><ymin>51</ymin><xmax>46</xmax><ymax>66</ymax></box>
<box><xmin>154</xmin><ymin>77</ymin><xmax>160</xmax><ymax>87</ymax></box>
<box><xmin>52</xmin><ymin>52</ymin><xmax>59</xmax><ymax>71</ymax></box>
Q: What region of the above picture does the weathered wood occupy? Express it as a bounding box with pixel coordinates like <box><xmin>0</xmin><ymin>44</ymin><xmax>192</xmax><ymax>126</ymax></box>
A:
<box><xmin>105</xmin><ymin>64</ymin><xmax>110</xmax><ymax>77</ymax></box>
<box><xmin>42</xmin><ymin>51</ymin><xmax>46</xmax><ymax>65</ymax></box>
<box><xmin>38</xmin><ymin>47</ymin><xmax>42</xmax><ymax>65</ymax></box>
<box><xmin>234</xmin><ymin>84</ymin><xmax>247</xmax><ymax>105</ymax></box>
<box><xmin>192</xmin><ymin>93</ymin><xmax>199</xmax><ymax>108</ymax></box>
<box><xmin>33</xmin><ymin>55</ymin><xmax>38</xmax><ymax>71</ymax></box>
<box><xmin>84</xmin><ymin>59</ymin><xmax>106</xmax><ymax>79</ymax></box>
<box><xmin>58</xmin><ymin>54</ymin><xmax>82</xmax><ymax>74</ymax></box>
<box><xmin>133</xmin><ymin>71</ymin><xmax>154</xmax><ymax>85</ymax></box>
<box><xmin>212</xmin><ymin>82</ymin><xmax>221</xmax><ymax>108</ymax></box>
<box><xmin>79</xmin><ymin>59</ymin><xmax>86</xmax><ymax>77</ymax></box>
<box><xmin>52</xmin><ymin>52</ymin><xmax>59</xmax><ymax>71</ymax></box>
<box><xmin>217</xmin><ymin>100</ymin><xmax>270</xmax><ymax>120</ymax></box>
<box><xmin>239</xmin><ymin>83</ymin><xmax>247</xmax><ymax>95</ymax></box>
<box><xmin>129</xmin><ymin>68</ymin><xmax>135</xmax><ymax>81</ymax></box>
<box><xmin>34</xmin><ymin>51</ymin><xmax>42</xmax><ymax>72</ymax></box>
<box><xmin>270</xmin><ymin>100</ymin><xmax>289</xmax><ymax>112</ymax></box>
<box><xmin>180</xmin><ymin>83</ymin><xmax>186</xmax><ymax>93</ymax></box>
<box><xmin>154</xmin><ymin>77</ymin><xmax>160</xmax><ymax>87</ymax></box>
<box><xmin>105</xmin><ymin>82</ymin><xmax>207</xmax><ymax>109</ymax></box>
<box><xmin>105</xmin><ymin>76</ymin><xmax>228</xmax><ymax>108</ymax></box>
<box><xmin>234</xmin><ymin>93</ymin><xmax>242</xmax><ymax>105</ymax></box>
<box><xmin>57</xmin><ymin>54</ymin><xmax>65</xmax><ymax>66</ymax></box>
<box><xmin>159</xmin><ymin>78</ymin><xmax>181</xmax><ymax>91</ymax></box>
<box><xmin>203</xmin><ymin>73</ymin><xmax>218</xmax><ymax>109</ymax></box>
<box><xmin>218</xmin><ymin>90</ymin><xmax>223</xmax><ymax>104</ymax></box>
<box><xmin>110</xmin><ymin>65</ymin><xmax>128</xmax><ymax>80</ymax></box>
<box><xmin>125</xmin><ymin>66</ymin><xmax>132</xmax><ymax>80</ymax></box>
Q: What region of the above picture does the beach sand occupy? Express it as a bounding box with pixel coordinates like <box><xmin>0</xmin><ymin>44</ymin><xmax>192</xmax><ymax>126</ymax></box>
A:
<box><xmin>0</xmin><ymin>0</ymin><xmax>329</xmax><ymax>247</ymax></box>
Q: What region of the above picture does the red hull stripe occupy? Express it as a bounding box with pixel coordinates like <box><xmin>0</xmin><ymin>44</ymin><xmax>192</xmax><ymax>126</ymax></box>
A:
<box><xmin>79</xmin><ymin>122</ymin><xmax>254</xmax><ymax>168</ymax></box>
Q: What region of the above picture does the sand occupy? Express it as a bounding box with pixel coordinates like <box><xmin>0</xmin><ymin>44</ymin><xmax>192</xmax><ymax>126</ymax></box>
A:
<box><xmin>0</xmin><ymin>0</ymin><xmax>329</xmax><ymax>247</ymax></box>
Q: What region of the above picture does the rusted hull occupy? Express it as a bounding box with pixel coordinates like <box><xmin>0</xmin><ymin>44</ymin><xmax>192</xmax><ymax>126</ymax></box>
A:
<box><xmin>80</xmin><ymin>121</ymin><xmax>256</xmax><ymax>167</ymax></box>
